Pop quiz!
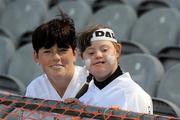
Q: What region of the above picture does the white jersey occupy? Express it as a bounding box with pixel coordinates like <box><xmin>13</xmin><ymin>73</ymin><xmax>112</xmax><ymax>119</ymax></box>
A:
<box><xmin>79</xmin><ymin>72</ymin><xmax>153</xmax><ymax>114</ymax></box>
<box><xmin>25</xmin><ymin>66</ymin><xmax>88</xmax><ymax>101</ymax></box>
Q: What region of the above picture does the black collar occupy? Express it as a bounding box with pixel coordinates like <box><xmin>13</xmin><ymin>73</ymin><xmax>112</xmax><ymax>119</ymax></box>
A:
<box><xmin>94</xmin><ymin>66</ymin><xmax>123</xmax><ymax>90</ymax></box>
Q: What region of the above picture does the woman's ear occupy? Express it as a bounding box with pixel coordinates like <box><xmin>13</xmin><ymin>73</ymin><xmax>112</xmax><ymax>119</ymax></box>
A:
<box><xmin>33</xmin><ymin>51</ymin><xmax>39</xmax><ymax>64</ymax></box>
<box><xmin>73</xmin><ymin>48</ymin><xmax>78</xmax><ymax>64</ymax></box>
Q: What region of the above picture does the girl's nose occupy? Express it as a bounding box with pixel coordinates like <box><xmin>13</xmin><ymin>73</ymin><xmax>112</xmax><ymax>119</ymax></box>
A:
<box><xmin>95</xmin><ymin>51</ymin><xmax>103</xmax><ymax>58</ymax></box>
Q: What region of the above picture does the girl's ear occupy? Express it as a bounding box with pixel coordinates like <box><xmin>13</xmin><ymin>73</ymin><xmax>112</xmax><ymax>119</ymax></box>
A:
<box><xmin>80</xmin><ymin>53</ymin><xmax>84</xmax><ymax>59</ymax></box>
<box><xmin>75</xmin><ymin>48</ymin><xmax>84</xmax><ymax>60</ymax></box>
<box><xmin>116</xmin><ymin>43</ymin><xmax>122</xmax><ymax>59</ymax></box>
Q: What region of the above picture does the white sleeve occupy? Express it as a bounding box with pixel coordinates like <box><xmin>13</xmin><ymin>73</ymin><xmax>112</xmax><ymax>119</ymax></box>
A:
<box><xmin>25</xmin><ymin>83</ymin><xmax>36</xmax><ymax>98</ymax></box>
<box><xmin>129</xmin><ymin>92</ymin><xmax>153</xmax><ymax>114</ymax></box>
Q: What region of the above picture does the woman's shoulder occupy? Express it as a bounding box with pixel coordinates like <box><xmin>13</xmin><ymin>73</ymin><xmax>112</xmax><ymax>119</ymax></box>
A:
<box><xmin>27</xmin><ymin>74</ymin><xmax>46</xmax><ymax>88</ymax></box>
<box><xmin>25</xmin><ymin>74</ymin><xmax>50</xmax><ymax>98</ymax></box>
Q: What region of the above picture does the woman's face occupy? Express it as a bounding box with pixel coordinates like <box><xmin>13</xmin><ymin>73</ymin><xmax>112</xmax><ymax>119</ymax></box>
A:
<box><xmin>34</xmin><ymin>44</ymin><xmax>77</xmax><ymax>81</ymax></box>
<box><xmin>82</xmin><ymin>40</ymin><xmax>121</xmax><ymax>82</ymax></box>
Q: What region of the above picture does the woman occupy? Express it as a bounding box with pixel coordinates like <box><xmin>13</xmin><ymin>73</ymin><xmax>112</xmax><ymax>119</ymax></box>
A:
<box><xmin>25</xmin><ymin>12</ymin><xmax>88</xmax><ymax>100</ymax></box>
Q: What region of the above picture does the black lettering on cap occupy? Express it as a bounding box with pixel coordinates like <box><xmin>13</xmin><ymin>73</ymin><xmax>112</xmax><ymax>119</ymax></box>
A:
<box><xmin>111</xmin><ymin>33</ymin><xmax>115</xmax><ymax>38</ymax></box>
<box><xmin>95</xmin><ymin>31</ymin><xmax>104</xmax><ymax>37</ymax></box>
<box><xmin>105</xmin><ymin>31</ymin><xmax>111</xmax><ymax>38</ymax></box>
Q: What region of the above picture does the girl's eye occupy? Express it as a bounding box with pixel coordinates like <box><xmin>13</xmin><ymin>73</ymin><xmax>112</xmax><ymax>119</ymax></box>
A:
<box><xmin>102</xmin><ymin>48</ymin><xmax>108</xmax><ymax>52</ymax></box>
<box><xmin>103</xmin><ymin>49</ymin><xmax>107</xmax><ymax>52</ymax></box>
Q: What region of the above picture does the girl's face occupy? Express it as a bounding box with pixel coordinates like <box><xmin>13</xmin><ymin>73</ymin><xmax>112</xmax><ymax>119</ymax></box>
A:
<box><xmin>82</xmin><ymin>40</ymin><xmax>121</xmax><ymax>82</ymax></box>
<box><xmin>33</xmin><ymin>44</ymin><xmax>77</xmax><ymax>81</ymax></box>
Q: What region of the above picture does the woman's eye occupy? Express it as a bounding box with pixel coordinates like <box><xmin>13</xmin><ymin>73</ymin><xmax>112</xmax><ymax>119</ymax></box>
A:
<box><xmin>58</xmin><ymin>48</ymin><xmax>68</xmax><ymax>53</ymax></box>
<box><xmin>43</xmin><ymin>50</ymin><xmax>50</xmax><ymax>53</ymax></box>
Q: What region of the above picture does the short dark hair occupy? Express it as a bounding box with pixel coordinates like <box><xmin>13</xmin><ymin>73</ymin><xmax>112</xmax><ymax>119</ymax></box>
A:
<box><xmin>32</xmin><ymin>12</ymin><xmax>76</xmax><ymax>53</ymax></box>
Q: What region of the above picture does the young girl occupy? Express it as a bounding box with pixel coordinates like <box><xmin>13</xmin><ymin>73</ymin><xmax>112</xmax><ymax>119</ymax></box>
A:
<box><xmin>76</xmin><ymin>24</ymin><xmax>153</xmax><ymax>114</ymax></box>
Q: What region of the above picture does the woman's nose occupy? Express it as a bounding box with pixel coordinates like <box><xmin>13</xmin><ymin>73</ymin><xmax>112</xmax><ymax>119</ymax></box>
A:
<box><xmin>52</xmin><ymin>52</ymin><xmax>61</xmax><ymax>61</ymax></box>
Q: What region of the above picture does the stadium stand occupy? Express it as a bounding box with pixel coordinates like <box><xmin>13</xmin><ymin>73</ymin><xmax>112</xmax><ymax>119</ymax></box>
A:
<box><xmin>0</xmin><ymin>93</ymin><xmax>179</xmax><ymax>120</ymax></box>
<box><xmin>120</xmin><ymin>41</ymin><xmax>150</xmax><ymax>55</ymax></box>
<box><xmin>0</xmin><ymin>26</ymin><xmax>13</xmax><ymax>39</ymax></box>
<box><xmin>157</xmin><ymin>46</ymin><xmax>180</xmax><ymax>71</ymax></box>
<box><xmin>0</xmin><ymin>36</ymin><xmax>15</xmax><ymax>74</ymax></box>
<box><xmin>0</xmin><ymin>0</ymin><xmax>6</xmax><ymax>17</ymax></box>
<box><xmin>17</xmin><ymin>31</ymin><xmax>32</xmax><ymax>48</ymax></box>
<box><xmin>156</xmin><ymin>63</ymin><xmax>180</xmax><ymax>109</ymax></box>
<box><xmin>0</xmin><ymin>0</ymin><xmax>48</xmax><ymax>47</ymax></box>
<box><xmin>87</xmin><ymin>4</ymin><xmax>137</xmax><ymax>42</ymax></box>
<box><xmin>122</xmin><ymin>0</ymin><xmax>145</xmax><ymax>10</ymax></box>
<box><xmin>136</xmin><ymin>0</ymin><xmax>172</xmax><ymax>17</ymax></box>
<box><xmin>0</xmin><ymin>74</ymin><xmax>25</xmax><ymax>95</ymax></box>
<box><xmin>91</xmin><ymin>0</ymin><xmax>123</xmax><ymax>12</ymax></box>
<box><xmin>7</xmin><ymin>43</ymin><xmax>42</xmax><ymax>87</ymax></box>
<box><xmin>130</xmin><ymin>7</ymin><xmax>180</xmax><ymax>56</ymax></box>
<box><xmin>119</xmin><ymin>53</ymin><xmax>165</xmax><ymax>97</ymax></box>
<box><xmin>152</xmin><ymin>97</ymin><xmax>180</xmax><ymax>118</ymax></box>
<box><xmin>162</xmin><ymin>0</ymin><xmax>180</xmax><ymax>11</ymax></box>
<box><xmin>46</xmin><ymin>0</ymin><xmax>92</xmax><ymax>32</ymax></box>
<box><xmin>75</xmin><ymin>54</ymin><xmax>84</xmax><ymax>67</ymax></box>
<box><xmin>84</xmin><ymin>0</ymin><xmax>97</xmax><ymax>6</ymax></box>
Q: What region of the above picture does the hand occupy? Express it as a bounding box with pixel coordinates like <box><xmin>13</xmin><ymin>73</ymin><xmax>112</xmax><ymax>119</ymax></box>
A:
<box><xmin>110</xmin><ymin>105</ymin><xmax>120</xmax><ymax>110</ymax></box>
<box><xmin>64</xmin><ymin>98</ymin><xmax>81</xmax><ymax>104</ymax></box>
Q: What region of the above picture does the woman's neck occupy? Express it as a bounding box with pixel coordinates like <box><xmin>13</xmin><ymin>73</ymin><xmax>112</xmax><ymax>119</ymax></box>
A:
<box><xmin>48</xmin><ymin>74</ymin><xmax>72</xmax><ymax>97</ymax></box>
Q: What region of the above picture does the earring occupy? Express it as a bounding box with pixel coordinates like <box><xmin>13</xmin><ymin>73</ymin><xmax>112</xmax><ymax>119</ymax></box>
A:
<box><xmin>36</xmin><ymin>62</ymin><xmax>40</xmax><ymax>65</ymax></box>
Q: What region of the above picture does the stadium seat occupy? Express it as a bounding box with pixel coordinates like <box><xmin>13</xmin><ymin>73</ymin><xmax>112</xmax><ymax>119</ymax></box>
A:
<box><xmin>46</xmin><ymin>0</ymin><xmax>92</xmax><ymax>32</ymax></box>
<box><xmin>17</xmin><ymin>31</ymin><xmax>32</xmax><ymax>48</ymax></box>
<box><xmin>91</xmin><ymin>0</ymin><xmax>123</xmax><ymax>12</ymax></box>
<box><xmin>7</xmin><ymin>43</ymin><xmax>42</xmax><ymax>87</ymax></box>
<box><xmin>0</xmin><ymin>26</ymin><xmax>13</xmax><ymax>39</ymax></box>
<box><xmin>75</xmin><ymin>54</ymin><xmax>84</xmax><ymax>67</ymax></box>
<box><xmin>0</xmin><ymin>0</ymin><xmax>48</xmax><ymax>47</ymax></box>
<box><xmin>156</xmin><ymin>63</ymin><xmax>180</xmax><ymax>108</ymax></box>
<box><xmin>122</xmin><ymin>0</ymin><xmax>145</xmax><ymax>10</ymax></box>
<box><xmin>136</xmin><ymin>0</ymin><xmax>172</xmax><ymax>17</ymax></box>
<box><xmin>0</xmin><ymin>74</ymin><xmax>25</xmax><ymax>95</ymax></box>
<box><xmin>130</xmin><ymin>8</ymin><xmax>180</xmax><ymax>56</ymax></box>
<box><xmin>0</xmin><ymin>0</ymin><xmax>6</xmax><ymax>17</ymax></box>
<box><xmin>0</xmin><ymin>36</ymin><xmax>15</xmax><ymax>74</ymax></box>
<box><xmin>84</xmin><ymin>0</ymin><xmax>97</xmax><ymax>6</ymax></box>
<box><xmin>88</xmin><ymin>4</ymin><xmax>137</xmax><ymax>42</ymax></box>
<box><xmin>48</xmin><ymin>0</ymin><xmax>75</xmax><ymax>8</ymax></box>
<box><xmin>161</xmin><ymin>0</ymin><xmax>180</xmax><ymax>11</ymax></box>
<box><xmin>157</xmin><ymin>46</ymin><xmax>180</xmax><ymax>71</ymax></box>
<box><xmin>121</xmin><ymin>41</ymin><xmax>150</xmax><ymax>55</ymax></box>
<box><xmin>119</xmin><ymin>53</ymin><xmax>165</xmax><ymax>96</ymax></box>
<box><xmin>152</xmin><ymin>97</ymin><xmax>180</xmax><ymax>118</ymax></box>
